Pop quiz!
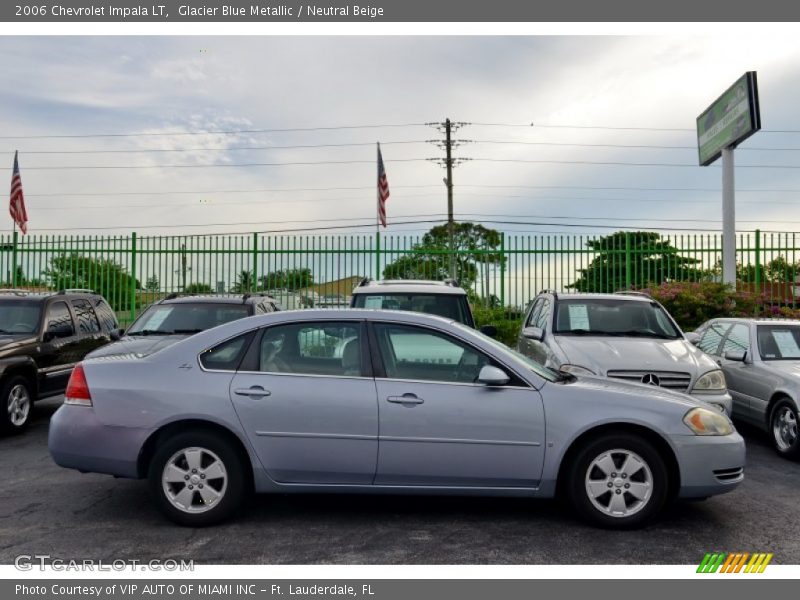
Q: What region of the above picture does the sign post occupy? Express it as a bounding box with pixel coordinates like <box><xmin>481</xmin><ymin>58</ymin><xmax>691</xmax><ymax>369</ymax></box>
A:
<box><xmin>696</xmin><ymin>71</ymin><xmax>761</xmax><ymax>286</ymax></box>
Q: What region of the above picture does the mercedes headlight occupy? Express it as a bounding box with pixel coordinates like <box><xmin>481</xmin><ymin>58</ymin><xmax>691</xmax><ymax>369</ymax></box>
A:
<box><xmin>693</xmin><ymin>370</ymin><xmax>727</xmax><ymax>393</ymax></box>
<box><xmin>683</xmin><ymin>407</ymin><xmax>734</xmax><ymax>436</ymax></box>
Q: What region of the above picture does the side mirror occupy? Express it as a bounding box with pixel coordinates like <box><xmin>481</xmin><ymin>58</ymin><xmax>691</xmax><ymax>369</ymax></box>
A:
<box><xmin>685</xmin><ymin>332</ymin><xmax>701</xmax><ymax>346</ymax></box>
<box><xmin>522</xmin><ymin>326</ymin><xmax>545</xmax><ymax>342</ymax></box>
<box><xmin>477</xmin><ymin>365</ymin><xmax>510</xmax><ymax>386</ymax></box>
<box><xmin>42</xmin><ymin>330</ymin><xmax>55</xmax><ymax>343</ymax></box>
<box><xmin>724</xmin><ymin>350</ymin><xmax>747</xmax><ymax>362</ymax></box>
<box><xmin>110</xmin><ymin>328</ymin><xmax>123</xmax><ymax>341</ymax></box>
<box><xmin>479</xmin><ymin>325</ymin><xmax>498</xmax><ymax>338</ymax></box>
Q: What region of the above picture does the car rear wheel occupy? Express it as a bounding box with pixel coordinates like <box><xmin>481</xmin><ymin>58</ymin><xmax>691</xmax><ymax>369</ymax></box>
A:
<box><xmin>0</xmin><ymin>375</ymin><xmax>33</xmax><ymax>434</ymax></box>
<box><xmin>770</xmin><ymin>399</ymin><xmax>800</xmax><ymax>459</ymax></box>
<box><xmin>148</xmin><ymin>431</ymin><xmax>246</xmax><ymax>526</ymax></box>
<box><xmin>567</xmin><ymin>433</ymin><xmax>669</xmax><ymax>529</ymax></box>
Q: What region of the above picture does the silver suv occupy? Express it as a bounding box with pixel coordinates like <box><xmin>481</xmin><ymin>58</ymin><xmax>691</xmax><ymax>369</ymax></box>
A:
<box><xmin>516</xmin><ymin>291</ymin><xmax>732</xmax><ymax>414</ymax></box>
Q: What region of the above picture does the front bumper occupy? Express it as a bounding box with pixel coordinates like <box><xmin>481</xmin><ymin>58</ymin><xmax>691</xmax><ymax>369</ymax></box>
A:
<box><xmin>689</xmin><ymin>391</ymin><xmax>733</xmax><ymax>416</ymax></box>
<box><xmin>673</xmin><ymin>431</ymin><xmax>745</xmax><ymax>498</ymax></box>
<box><xmin>48</xmin><ymin>404</ymin><xmax>150</xmax><ymax>479</ymax></box>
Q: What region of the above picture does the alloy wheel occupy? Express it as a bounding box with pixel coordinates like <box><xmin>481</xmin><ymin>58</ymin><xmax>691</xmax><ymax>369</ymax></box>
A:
<box><xmin>7</xmin><ymin>383</ymin><xmax>30</xmax><ymax>428</ymax></box>
<box><xmin>161</xmin><ymin>446</ymin><xmax>228</xmax><ymax>514</ymax></box>
<box><xmin>585</xmin><ymin>448</ymin><xmax>653</xmax><ymax>518</ymax></box>
<box><xmin>773</xmin><ymin>406</ymin><xmax>798</xmax><ymax>452</ymax></box>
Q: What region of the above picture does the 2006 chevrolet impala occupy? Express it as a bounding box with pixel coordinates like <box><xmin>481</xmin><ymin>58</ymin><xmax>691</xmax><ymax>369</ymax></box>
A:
<box><xmin>48</xmin><ymin>309</ymin><xmax>745</xmax><ymax>528</ymax></box>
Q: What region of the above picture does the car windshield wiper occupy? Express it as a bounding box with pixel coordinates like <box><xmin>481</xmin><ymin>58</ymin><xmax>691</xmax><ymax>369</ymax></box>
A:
<box><xmin>169</xmin><ymin>329</ymin><xmax>205</xmax><ymax>334</ymax></box>
<box><xmin>616</xmin><ymin>330</ymin><xmax>680</xmax><ymax>339</ymax></box>
<box><xmin>555</xmin><ymin>329</ymin><xmax>597</xmax><ymax>335</ymax></box>
<box><xmin>126</xmin><ymin>329</ymin><xmax>173</xmax><ymax>336</ymax></box>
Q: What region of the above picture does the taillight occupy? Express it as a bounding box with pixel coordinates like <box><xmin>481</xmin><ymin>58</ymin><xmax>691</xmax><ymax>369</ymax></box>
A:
<box><xmin>65</xmin><ymin>363</ymin><xmax>92</xmax><ymax>406</ymax></box>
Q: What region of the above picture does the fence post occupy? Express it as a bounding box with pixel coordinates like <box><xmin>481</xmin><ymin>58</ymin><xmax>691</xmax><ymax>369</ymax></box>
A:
<box><xmin>754</xmin><ymin>229</ymin><xmax>761</xmax><ymax>293</ymax></box>
<box><xmin>500</xmin><ymin>232</ymin><xmax>506</xmax><ymax>307</ymax></box>
<box><xmin>624</xmin><ymin>232</ymin><xmax>632</xmax><ymax>290</ymax></box>
<box><xmin>375</xmin><ymin>230</ymin><xmax>381</xmax><ymax>280</ymax></box>
<box><xmin>11</xmin><ymin>230</ymin><xmax>18</xmax><ymax>288</ymax></box>
<box><xmin>130</xmin><ymin>232</ymin><xmax>137</xmax><ymax>323</ymax></box>
<box><xmin>252</xmin><ymin>232</ymin><xmax>259</xmax><ymax>291</ymax></box>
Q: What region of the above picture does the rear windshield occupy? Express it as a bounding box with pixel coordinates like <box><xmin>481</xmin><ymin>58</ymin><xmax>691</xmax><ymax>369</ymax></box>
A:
<box><xmin>0</xmin><ymin>299</ymin><xmax>42</xmax><ymax>334</ymax></box>
<box><xmin>352</xmin><ymin>293</ymin><xmax>473</xmax><ymax>326</ymax></box>
<box><xmin>553</xmin><ymin>298</ymin><xmax>680</xmax><ymax>339</ymax></box>
<box><xmin>127</xmin><ymin>303</ymin><xmax>250</xmax><ymax>335</ymax></box>
<box><xmin>757</xmin><ymin>325</ymin><xmax>800</xmax><ymax>360</ymax></box>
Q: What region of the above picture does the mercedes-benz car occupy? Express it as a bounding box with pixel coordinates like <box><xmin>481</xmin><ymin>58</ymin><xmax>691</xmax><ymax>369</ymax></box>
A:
<box><xmin>49</xmin><ymin>309</ymin><xmax>744</xmax><ymax>529</ymax></box>
<box><xmin>516</xmin><ymin>291</ymin><xmax>733</xmax><ymax>415</ymax></box>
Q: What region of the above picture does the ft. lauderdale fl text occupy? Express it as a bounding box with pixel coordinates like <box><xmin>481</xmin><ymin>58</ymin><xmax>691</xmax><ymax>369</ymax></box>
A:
<box><xmin>271</xmin><ymin>585</ymin><xmax>376</xmax><ymax>596</ymax></box>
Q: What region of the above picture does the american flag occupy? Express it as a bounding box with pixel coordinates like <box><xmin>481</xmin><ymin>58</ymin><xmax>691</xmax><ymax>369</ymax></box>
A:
<box><xmin>377</xmin><ymin>143</ymin><xmax>390</xmax><ymax>228</ymax></box>
<box><xmin>9</xmin><ymin>151</ymin><xmax>27</xmax><ymax>234</ymax></box>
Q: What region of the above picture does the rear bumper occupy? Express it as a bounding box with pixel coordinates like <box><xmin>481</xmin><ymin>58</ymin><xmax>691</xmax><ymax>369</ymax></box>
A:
<box><xmin>673</xmin><ymin>432</ymin><xmax>745</xmax><ymax>498</ymax></box>
<box><xmin>48</xmin><ymin>404</ymin><xmax>149</xmax><ymax>479</ymax></box>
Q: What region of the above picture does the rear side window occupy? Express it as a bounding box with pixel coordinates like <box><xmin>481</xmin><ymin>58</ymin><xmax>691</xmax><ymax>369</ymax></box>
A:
<box><xmin>71</xmin><ymin>299</ymin><xmax>101</xmax><ymax>333</ymax></box>
<box><xmin>200</xmin><ymin>332</ymin><xmax>253</xmax><ymax>371</ymax></box>
<box><xmin>45</xmin><ymin>301</ymin><xmax>75</xmax><ymax>337</ymax></box>
<box><xmin>93</xmin><ymin>299</ymin><xmax>118</xmax><ymax>331</ymax></box>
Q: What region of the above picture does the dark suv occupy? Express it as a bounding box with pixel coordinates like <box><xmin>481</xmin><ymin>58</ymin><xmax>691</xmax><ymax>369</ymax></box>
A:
<box><xmin>87</xmin><ymin>293</ymin><xmax>281</xmax><ymax>360</ymax></box>
<box><xmin>0</xmin><ymin>289</ymin><xmax>119</xmax><ymax>434</ymax></box>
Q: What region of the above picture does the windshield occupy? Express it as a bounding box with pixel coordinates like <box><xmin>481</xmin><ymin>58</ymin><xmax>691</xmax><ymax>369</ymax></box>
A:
<box><xmin>452</xmin><ymin>321</ymin><xmax>564</xmax><ymax>383</ymax></box>
<box><xmin>127</xmin><ymin>303</ymin><xmax>250</xmax><ymax>335</ymax></box>
<box><xmin>553</xmin><ymin>298</ymin><xmax>681</xmax><ymax>339</ymax></box>
<box><xmin>757</xmin><ymin>325</ymin><xmax>800</xmax><ymax>360</ymax></box>
<box><xmin>0</xmin><ymin>300</ymin><xmax>42</xmax><ymax>334</ymax></box>
<box><xmin>353</xmin><ymin>293</ymin><xmax>473</xmax><ymax>326</ymax></box>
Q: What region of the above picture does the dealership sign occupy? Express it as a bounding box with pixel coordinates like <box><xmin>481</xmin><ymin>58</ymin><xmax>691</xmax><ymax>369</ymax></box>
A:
<box><xmin>697</xmin><ymin>72</ymin><xmax>761</xmax><ymax>166</ymax></box>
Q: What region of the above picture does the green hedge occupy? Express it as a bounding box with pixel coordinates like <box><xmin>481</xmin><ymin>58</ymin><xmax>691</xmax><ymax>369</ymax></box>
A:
<box><xmin>472</xmin><ymin>305</ymin><xmax>523</xmax><ymax>347</ymax></box>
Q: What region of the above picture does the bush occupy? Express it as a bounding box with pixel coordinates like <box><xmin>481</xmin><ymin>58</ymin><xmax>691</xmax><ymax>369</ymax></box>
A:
<box><xmin>643</xmin><ymin>281</ymin><xmax>800</xmax><ymax>330</ymax></box>
<box><xmin>472</xmin><ymin>305</ymin><xmax>523</xmax><ymax>347</ymax></box>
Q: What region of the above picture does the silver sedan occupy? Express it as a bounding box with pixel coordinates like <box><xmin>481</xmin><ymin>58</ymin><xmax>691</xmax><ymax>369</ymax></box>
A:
<box><xmin>694</xmin><ymin>318</ymin><xmax>800</xmax><ymax>458</ymax></box>
<box><xmin>49</xmin><ymin>309</ymin><xmax>744</xmax><ymax>529</ymax></box>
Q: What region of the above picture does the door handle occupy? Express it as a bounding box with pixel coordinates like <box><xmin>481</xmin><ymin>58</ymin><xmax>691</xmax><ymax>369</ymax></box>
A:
<box><xmin>387</xmin><ymin>394</ymin><xmax>424</xmax><ymax>405</ymax></box>
<box><xmin>234</xmin><ymin>387</ymin><xmax>272</xmax><ymax>398</ymax></box>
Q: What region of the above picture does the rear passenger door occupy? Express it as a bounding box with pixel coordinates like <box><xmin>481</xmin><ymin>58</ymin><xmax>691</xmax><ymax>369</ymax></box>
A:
<box><xmin>38</xmin><ymin>300</ymin><xmax>81</xmax><ymax>394</ymax></box>
<box><xmin>228</xmin><ymin>320</ymin><xmax>379</xmax><ymax>485</ymax></box>
<box><xmin>70</xmin><ymin>299</ymin><xmax>110</xmax><ymax>356</ymax></box>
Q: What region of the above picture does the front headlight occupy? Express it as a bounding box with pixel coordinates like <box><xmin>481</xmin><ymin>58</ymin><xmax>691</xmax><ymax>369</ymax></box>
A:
<box><xmin>559</xmin><ymin>364</ymin><xmax>596</xmax><ymax>376</ymax></box>
<box><xmin>693</xmin><ymin>370</ymin><xmax>727</xmax><ymax>393</ymax></box>
<box><xmin>683</xmin><ymin>407</ymin><xmax>734</xmax><ymax>436</ymax></box>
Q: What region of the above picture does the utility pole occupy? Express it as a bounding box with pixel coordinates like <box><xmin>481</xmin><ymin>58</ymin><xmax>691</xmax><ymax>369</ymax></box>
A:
<box><xmin>427</xmin><ymin>119</ymin><xmax>471</xmax><ymax>281</ymax></box>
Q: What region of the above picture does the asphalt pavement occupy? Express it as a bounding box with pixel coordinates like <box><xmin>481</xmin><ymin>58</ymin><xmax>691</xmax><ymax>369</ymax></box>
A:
<box><xmin>1</xmin><ymin>396</ymin><xmax>799</xmax><ymax>565</ymax></box>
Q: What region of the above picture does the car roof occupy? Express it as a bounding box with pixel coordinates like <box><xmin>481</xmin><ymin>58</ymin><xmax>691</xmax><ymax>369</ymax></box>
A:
<box><xmin>159</xmin><ymin>294</ymin><xmax>277</xmax><ymax>305</ymax></box>
<box><xmin>543</xmin><ymin>292</ymin><xmax>653</xmax><ymax>302</ymax></box>
<box><xmin>351</xmin><ymin>279</ymin><xmax>467</xmax><ymax>296</ymax></box>
<box><xmin>0</xmin><ymin>289</ymin><xmax>106</xmax><ymax>302</ymax></box>
<box><xmin>707</xmin><ymin>317</ymin><xmax>800</xmax><ymax>325</ymax></box>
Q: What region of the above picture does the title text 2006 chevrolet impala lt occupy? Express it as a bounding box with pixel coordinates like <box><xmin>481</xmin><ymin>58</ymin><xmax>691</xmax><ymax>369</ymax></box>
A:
<box><xmin>48</xmin><ymin>309</ymin><xmax>745</xmax><ymax>528</ymax></box>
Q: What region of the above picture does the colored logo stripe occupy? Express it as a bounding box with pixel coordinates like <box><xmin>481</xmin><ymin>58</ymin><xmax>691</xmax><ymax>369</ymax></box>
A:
<box><xmin>697</xmin><ymin>552</ymin><xmax>773</xmax><ymax>573</ymax></box>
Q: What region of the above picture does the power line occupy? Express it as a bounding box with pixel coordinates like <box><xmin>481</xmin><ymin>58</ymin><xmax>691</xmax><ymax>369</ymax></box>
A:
<box><xmin>469</xmin><ymin>122</ymin><xmax>800</xmax><ymax>134</ymax></box>
<box><xmin>0</xmin><ymin>158</ymin><xmax>429</xmax><ymax>171</ymax></box>
<box><xmin>471</xmin><ymin>140</ymin><xmax>800</xmax><ymax>152</ymax></box>
<box><xmin>473</xmin><ymin>158</ymin><xmax>800</xmax><ymax>169</ymax></box>
<box><xmin>0</xmin><ymin>122</ymin><xmax>429</xmax><ymax>140</ymax></box>
<box><xmin>24</xmin><ymin>184</ymin><xmax>442</xmax><ymax>198</ymax></box>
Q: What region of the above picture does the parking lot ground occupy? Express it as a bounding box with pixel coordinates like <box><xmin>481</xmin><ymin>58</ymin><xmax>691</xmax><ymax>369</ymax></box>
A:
<box><xmin>2</xmin><ymin>397</ymin><xmax>800</xmax><ymax>565</ymax></box>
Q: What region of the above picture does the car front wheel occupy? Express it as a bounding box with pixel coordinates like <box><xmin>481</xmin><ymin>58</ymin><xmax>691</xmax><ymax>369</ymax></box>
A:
<box><xmin>567</xmin><ymin>433</ymin><xmax>669</xmax><ymax>529</ymax></box>
<box><xmin>770</xmin><ymin>399</ymin><xmax>800</xmax><ymax>459</ymax></box>
<box><xmin>148</xmin><ymin>431</ymin><xmax>247</xmax><ymax>526</ymax></box>
<box><xmin>0</xmin><ymin>375</ymin><xmax>33</xmax><ymax>434</ymax></box>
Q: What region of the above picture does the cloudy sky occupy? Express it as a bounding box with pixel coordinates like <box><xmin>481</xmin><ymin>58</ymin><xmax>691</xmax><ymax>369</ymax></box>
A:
<box><xmin>2</xmin><ymin>34</ymin><xmax>800</xmax><ymax>238</ymax></box>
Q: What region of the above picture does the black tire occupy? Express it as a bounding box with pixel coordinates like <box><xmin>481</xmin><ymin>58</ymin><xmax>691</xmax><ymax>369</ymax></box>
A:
<box><xmin>566</xmin><ymin>432</ymin><xmax>669</xmax><ymax>529</ymax></box>
<box><xmin>0</xmin><ymin>375</ymin><xmax>34</xmax><ymax>435</ymax></box>
<box><xmin>770</xmin><ymin>399</ymin><xmax>800</xmax><ymax>459</ymax></box>
<box><xmin>148</xmin><ymin>431</ymin><xmax>247</xmax><ymax>526</ymax></box>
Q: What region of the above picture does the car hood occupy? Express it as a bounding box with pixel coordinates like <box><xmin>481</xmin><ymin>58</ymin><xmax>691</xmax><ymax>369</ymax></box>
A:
<box><xmin>86</xmin><ymin>335</ymin><xmax>190</xmax><ymax>359</ymax></box>
<box><xmin>0</xmin><ymin>334</ymin><xmax>36</xmax><ymax>352</ymax></box>
<box><xmin>553</xmin><ymin>335</ymin><xmax>717</xmax><ymax>376</ymax></box>
<box><xmin>565</xmin><ymin>373</ymin><xmax>704</xmax><ymax>410</ymax></box>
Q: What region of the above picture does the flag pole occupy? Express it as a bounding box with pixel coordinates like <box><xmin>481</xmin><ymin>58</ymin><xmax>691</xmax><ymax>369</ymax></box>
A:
<box><xmin>375</xmin><ymin>142</ymin><xmax>381</xmax><ymax>280</ymax></box>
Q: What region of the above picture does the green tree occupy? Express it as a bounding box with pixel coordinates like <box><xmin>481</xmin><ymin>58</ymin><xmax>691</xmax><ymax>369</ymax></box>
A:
<box><xmin>382</xmin><ymin>223</ymin><xmax>503</xmax><ymax>294</ymax></box>
<box><xmin>184</xmin><ymin>282</ymin><xmax>213</xmax><ymax>294</ymax></box>
<box><xmin>43</xmin><ymin>254</ymin><xmax>141</xmax><ymax>311</ymax></box>
<box><xmin>568</xmin><ymin>231</ymin><xmax>702</xmax><ymax>293</ymax></box>
<box><xmin>259</xmin><ymin>268</ymin><xmax>313</xmax><ymax>291</ymax></box>
<box><xmin>145</xmin><ymin>275</ymin><xmax>160</xmax><ymax>292</ymax></box>
<box><xmin>230</xmin><ymin>270</ymin><xmax>255</xmax><ymax>293</ymax></box>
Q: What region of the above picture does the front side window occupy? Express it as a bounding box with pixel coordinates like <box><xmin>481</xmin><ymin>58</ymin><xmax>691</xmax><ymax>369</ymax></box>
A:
<box><xmin>374</xmin><ymin>323</ymin><xmax>491</xmax><ymax>384</ymax></box>
<box><xmin>71</xmin><ymin>299</ymin><xmax>101</xmax><ymax>333</ymax></box>
<box><xmin>45</xmin><ymin>301</ymin><xmax>75</xmax><ymax>337</ymax></box>
<box><xmin>721</xmin><ymin>323</ymin><xmax>750</xmax><ymax>355</ymax></box>
<box><xmin>757</xmin><ymin>325</ymin><xmax>800</xmax><ymax>360</ymax></box>
<box><xmin>0</xmin><ymin>300</ymin><xmax>41</xmax><ymax>334</ymax></box>
<box><xmin>534</xmin><ymin>299</ymin><xmax>550</xmax><ymax>330</ymax></box>
<box><xmin>258</xmin><ymin>321</ymin><xmax>363</xmax><ymax>377</ymax></box>
<box><xmin>553</xmin><ymin>299</ymin><xmax>680</xmax><ymax>339</ymax></box>
<box><xmin>525</xmin><ymin>298</ymin><xmax>544</xmax><ymax>327</ymax></box>
<box><xmin>697</xmin><ymin>322</ymin><xmax>730</xmax><ymax>356</ymax></box>
<box><xmin>127</xmin><ymin>303</ymin><xmax>251</xmax><ymax>335</ymax></box>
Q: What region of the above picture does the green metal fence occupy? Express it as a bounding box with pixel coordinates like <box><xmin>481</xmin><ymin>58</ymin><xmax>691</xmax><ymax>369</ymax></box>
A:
<box><xmin>1</xmin><ymin>230</ymin><xmax>798</xmax><ymax>325</ymax></box>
